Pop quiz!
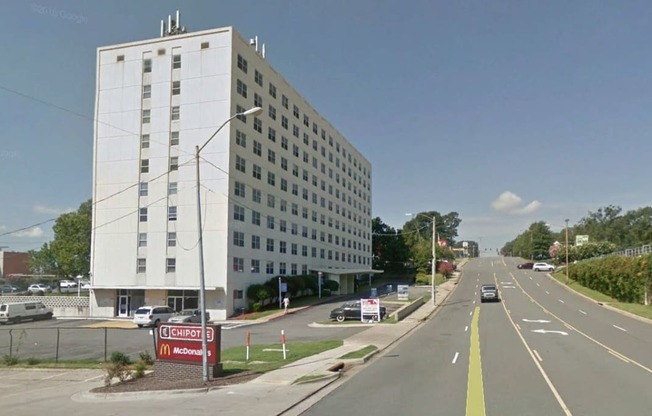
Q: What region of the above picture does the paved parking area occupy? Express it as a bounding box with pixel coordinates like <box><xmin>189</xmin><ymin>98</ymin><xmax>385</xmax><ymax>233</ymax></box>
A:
<box><xmin>0</xmin><ymin>368</ymin><xmax>104</xmax><ymax>402</ymax></box>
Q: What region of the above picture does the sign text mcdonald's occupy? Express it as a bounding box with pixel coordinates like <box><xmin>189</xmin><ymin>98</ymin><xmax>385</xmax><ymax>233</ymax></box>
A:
<box><xmin>156</xmin><ymin>323</ymin><xmax>221</xmax><ymax>365</ymax></box>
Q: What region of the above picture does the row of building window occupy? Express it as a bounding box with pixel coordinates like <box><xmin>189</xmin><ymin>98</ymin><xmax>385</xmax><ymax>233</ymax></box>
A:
<box><xmin>233</xmin><ymin>230</ymin><xmax>367</xmax><ymax>253</ymax></box>
<box><xmin>141</xmin><ymin>54</ymin><xmax>182</xmax><ymax>73</ymax></box>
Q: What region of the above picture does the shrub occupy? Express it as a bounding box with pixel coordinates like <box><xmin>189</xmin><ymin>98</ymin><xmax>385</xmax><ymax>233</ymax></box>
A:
<box><xmin>252</xmin><ymin>302</ymin><xmax>262</xmax><ymax>312</ymax></box>
<box><xmin>139</xmin><ymin>351</ymin><xmax>154</xmax><ymax>366</ymax></box>
<box><xmin>323</xmin><ymin>280</ymin><xmax>339</xmax><ymax>292</ymax></box>
<box><xmin>133</xmin><ymin>360</ymin><xmax>147</xmax><ymax>379</ymax></box>
<box><xmin>2</xmin><ymin>354</ymin><xmax>18</xmax><ymax>366</ymax></box>
<box><xmin>438</xmin><ymin>262</ymin><xmax>454</xmax><ymax>279</ymax></box>
<box><xmin>26</xmin><ymin>357</ymin><xmax>40</xmax><ymax>366</ymax></box>
<box><xmin>110</xmin><ymin>351</ymin><xmax>132</xmax><ymax>366</ymax></box>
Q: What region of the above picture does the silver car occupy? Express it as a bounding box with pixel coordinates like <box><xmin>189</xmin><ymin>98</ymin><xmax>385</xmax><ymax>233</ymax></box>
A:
<box><xmin>133</xmin><ymin>305</ymin><xmax>176</xmax><ymax>328</ymax></box>
<box><xmin>167</xmin><ymin>309</ymin><xmax>210</xmax><ymax>324</ymax></box>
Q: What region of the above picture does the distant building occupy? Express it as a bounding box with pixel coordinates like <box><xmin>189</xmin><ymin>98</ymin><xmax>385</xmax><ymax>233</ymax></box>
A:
<box><xmin>90</xmin><ymin>13</ymin><xmax>376</xmax><ymax>320</ymax></box>
<box><xmin>0</xmin><ymin>250</ymin><xmax>30</xmax><ymax>279</ymax></box>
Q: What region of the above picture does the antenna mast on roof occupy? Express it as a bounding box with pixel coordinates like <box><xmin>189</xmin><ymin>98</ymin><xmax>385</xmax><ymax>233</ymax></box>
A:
<box><xmin>160</xmin><ymin>10</ymin><xmax>187</xmax><ymax>37</ymax></box>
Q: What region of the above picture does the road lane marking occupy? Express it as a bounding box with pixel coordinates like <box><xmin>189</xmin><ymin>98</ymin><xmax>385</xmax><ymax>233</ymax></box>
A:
<box><xmin>497</xmin><ymin>279</ymin><xmax>573</xmax><ymax>416</ymax></box>
<box><xmin>613</xmin><ymin>325</ymin><xmax>627</xmax><ymax>332</ymax></box>
<box><xmin>41</xmin><ymin>372</ymin><xmax>71</xmax><ymax>380</ymax></box>
<box><xmin>608</xmin><ymin>350</ymin><xmax>630</xmax><ymax>363</ymax></box>
<box><xmin>522</xmin><ymin>319</ymin><xmax>551</xmax><ymax>323</ymax></box>
<box><xmin>537</xmin><ymin>283</ymin><xmax>540</xmax><ymax>287</ymax></box>
<box><xmin>579</xmin><ymin>310</ymin><xmax>587</xmax><ymax>315</ymax></box>
<box><xmin>546</xmin><ymin>291</ymin><xmax>550</xmax><ymax>295</ymax></box>
<box><xmin>529</xmin><ymin>276</ymin><xmax>532</xmax><ymax>280</ymax></box>
<box><xmin>85</xmin><ymin>374</ymin><xmax>104</xmax><ymax>382</ymax></box>
<box><xmin>470</xmin><ymin>311</ymin><xmax>473</xmax><ymax>316</ymax></box>
<box><xmin>473</xmin><ymin>300</ymin><xmax>476</xmax><ymax>304</ymax></box>
<box><xmin>509</xmin><ymin>271</ymin><xmax>652</xmax><ymax>376</ymax></box>
<box><xmin>558</xmin><ymin>299</ymin><xmax>565</xmax><ymax>304</ymax></box>
<box><xmin>533</xmin><ymin>349</ymin><xmax>543</xmax><ymax>362</ymax></box>
<box><xmin>516</xmin><ymin>323</ymin><xmax>521</xmax><ymax>330</ymax></box>
<box><xmin>452</xmin><ymin>352</ymin><xmax>459</xmax><ymax>364</ymax></box>
<box><xmin>465</xmin><ymin>307</ymin><xmax>486</xmax><ymax>416</ymax></box>
<box><xmin>532</xmin><ymin>329</ymin><xmax>569</xmax><ymax>336</ymax></box>
<box><xmin>465</xmin><ymin>326</ymin><xmax>469</xmax><ymax>332</ymax></box>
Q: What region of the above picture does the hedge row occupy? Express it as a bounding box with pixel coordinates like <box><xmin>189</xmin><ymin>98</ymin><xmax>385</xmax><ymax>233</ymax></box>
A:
<box><xmin>246</xmin><ymin>275</ymin><xmax>340</xmax><ymax>304</ymax></box>
<box><xmin>569</xmin><ymin>254</ymin><xmax>651</xmax><ymax>303</ymax></box>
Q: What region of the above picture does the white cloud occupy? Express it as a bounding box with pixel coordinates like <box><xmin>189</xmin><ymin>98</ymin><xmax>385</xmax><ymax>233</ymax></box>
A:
<box><xmin>13</xmin><ymin>227</ymin><xmax>45</xmax><ymax>238</ymax></box>
<box><xmin>33</xmin><ymin>204</ymin><xmax>73</xmax><ymax>215</ymax></box>
<box><xmin>491</xmin><ymin>191</ymin><xmax>542</xmax><ymax>215</ymax></box>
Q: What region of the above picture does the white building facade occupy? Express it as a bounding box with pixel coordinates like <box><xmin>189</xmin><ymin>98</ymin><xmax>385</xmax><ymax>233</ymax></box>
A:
<box><xmin>90</xmin><ymin>24</ymin><xmax>373</xmax><ymax>320</ymax></box>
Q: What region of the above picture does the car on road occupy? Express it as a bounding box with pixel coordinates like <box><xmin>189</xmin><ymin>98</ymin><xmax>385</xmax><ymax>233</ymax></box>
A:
<box><xmin>330</xmin><ymin>300</ymin><xmax>387</xmax><ymax>322</ymax></box>
<box><xmin>1</xmin><ymin>284</ymin><xmax>18</xmax><ymax>294</ymax></box>
<box><xmin>167</xmin><ymin>309</ymin><xmax>209</xmax><ymax>324</ymax></box>
<box><xmin>480</xmin><ymin>284</ymin><xmax>500</xmax><ymax>302</ymax></box>
<box><xmin>517</xmin><ymin>262</ymin><xmax>534</xmax><ymax>269</ymax></box>
<box><xmin>59</xmin><ymin>280</ymin><xmax>77</xmax><ymax>289</ymax></box>
<box><xmin>27</xmin><ymin>284</ymin><xmax>52</xmax><ymax>295</ymax></box>
<box><xmin>0</xmin><ymin>301</ymin><xmax>53</xmax><ymax>324</ymax></box>
<box><xmin>133</xmin><ymin>305</ymin><xmax>176</xmax><ymax>328</ymax></box>
<box><xmin>533</xmin><ymin>262</ymin><xmax>555</xmax><ymax>272</ymax></box>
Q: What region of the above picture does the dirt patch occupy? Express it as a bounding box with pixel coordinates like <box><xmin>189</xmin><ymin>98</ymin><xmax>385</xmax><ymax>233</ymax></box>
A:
<box><xmin>91</xmin><ymin>371</ymin><xmax>262</xmax><ymax>393</ymax></box>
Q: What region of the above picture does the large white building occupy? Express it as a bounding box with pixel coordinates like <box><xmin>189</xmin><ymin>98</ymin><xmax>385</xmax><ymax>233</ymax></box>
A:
<box><xmin>90</xmin><ymin>15</ymin><xmax>374</xmax><ymax>320</ymax></box>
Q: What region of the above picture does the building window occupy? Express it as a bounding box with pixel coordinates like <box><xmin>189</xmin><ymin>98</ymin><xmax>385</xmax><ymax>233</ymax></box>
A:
<box><xmin>251</xmin><ymin>235</ymin><xmax>260</xmax><ymax>249</ymax></box>
<box><xmin>266</xmin><ymin>238</ymin><xmax>274</xmax><ymax>252</ymax></box>
<box><xmin>166</xmin><ymin>258</ymin><xmax>176</xmax><ymax>273</ymax></box>
<box><xmin>234</xmin><ymin>205</ymin><xmax>245</xmax><ymax>221</ymax></box>
<box><xmin>252</xmin><ymin>188</ymin><xmax>261</xmax><ymax>203</ymax></box>
<box><xmin>279</xmin><ymin>262</ymin><xmax>286</xmax><ymax>275</ymax></box>
<box><xmin>172</xmin><ymin>81</ymin><xmax>181</xmax><ymax>95</ymax></box>
<box><xmin>268</xmin><ymin>127</ymin><xmax>276</xmax><ymax>142</ymax></box>
<box><xmin>252</xmin><ymin>210</ymin><xmax>260</xmax><ymax>226</ymax></box>
<box><xmin>168</xmin><ymin>232</ymin><xmax>176</xmax><ymax>247</ymax></box>
<box><xmin>138</xmin><ymin>233</ymin><xmax>147</xmax><ymax>247</ymax></box>
<box><xmin>281</xmin><ymin>136</ymin><xmax>288</xmax><ymax>150</ymax></box>
<box><xmin>233</xmin><ymin>257</ymin><xmax>244</xmax><ymax>272</ymax></box>
<box><xmin>236</xmin><ymin>105</ymin><xmax>247</xmax><ymax>123</ymax></box>
<box><xmin>237</xmin><ymin>54</ymin><xmax>248</xmax><ymax>73</ymax></box>
<box><xmin>170</xmin><ymin>131</ymin><xmax>179</xmax><ymax>146</ymax></box>
<box><xmin>137</xmin><ymin>258</ymin><xmax>146</xmax><ymax>273</ymax></box>
<box><xmin>140</xmin><ymin>159</ymin><xmax>149</xmax><ymax>173</ymax></box>
<box><xmin>253</xmin><ymin>140</ymin><xmax>262</xmax><ymax>156</ymax></box>
<box><xmin>268</xmin><ymin>149</ymin><xmax>276</xmax><ymax>164</ymax></box>
<box><xmin>236</xmin><ymin>130</ymin><xmax>247</xmax><ymax>147</ymax></box>
<box><xmin>280</xmin><ymin>241</ymin><xmax>287</xmax><ymax>253</ymax></box>
<box><xmin>293</xmin><ymin>105</ymin><xmax>299</xmax><ymax>119</ymax></box>
<box><xmin>254</xmin><ymin>93</ymin><xmax>262</xmax><ymax>107</ymax></box>
<box><xmin>168</xmin><ymin>182</ymin><xmax>177</xmax><ymax>195</ymax></box>
<box><xmin>267</xmin><ymin>172</ymin><xmax>275</xmax><ymax>186</ymax></box>
<box><xmin>291</xmin><ymin>264</ymin><xmax>297</xmax><ymax>275</ymax></box>
<box><xmin>171</xmin><ymin>106</ymin><xmax>180</xmax><ymax>121</ymax></box>
<box><xmin>303</xmin><ymin>114</ymin><xmax>309</xmax><ymax>127</ymax></box>
<box><xmin>169</xmin><ymin>156</ymin><xmax>178</xmax><ymax>171</ymax></box>
<box><xmin>282</xmin><ymin>95</ymin><xmax>289</xmax><ymax>109</ymax></box>
<box><xmin>236</xmin><ymin>79</ymin><xmax>247</xmax><ymax>98</ymax></box>
<box><xmin>267</xmin><ymin>194</ymin><xmax>275</xmax><ymax>208</ymax></box>
<box><xmin>269</xmin><ymin>83</ymin><xmax>277</xmax><ymax>98</ymax></box>
<box><xmin>142</xmin><ymin>109</ymin><xmax>151</xmax><ymax>124</ymax></box>
<box><xmin>254</xmin><ymin>70</ymin><xmax>263</xmax><ymax>87</ymax></box>
<box><xmin>253</xmin><ymin>164</ymin><xmax>261</xmax><ymax>180</ymax></box>
<box><xmin>117</xmin><ymin>55</ymin><xmax>124</xmax><ymax>62</ymax></box>
<box><xmin>268</xmin><ymin>105</ymin><xmax>276</xmax><ymax>120</ymax></box>
<box><xmin>291</xmin><ymin>244</ymin><xmax>298</xmax><ymax>255</ymax></box>
<box><xmin>172</xmin><ymin>54</ymin><xmax>181</xmax><ymax>69</ymax></box>
<box><xmin>281</xmin><ymin>157</ymin><xmax>288</xmax><ymax>171</ymax></box>
<box><xmin>143</xmin><ymin>84</ymin><xmax>151</xmax><ymax>99</ymax></box>
<box><xmin>280</xmin><ymin>219</ymin><xmax>287</xmax><ymax>232</ymax></box>
<box><xmin>233</xmin><ymin>231</ymin><xmax>245</xmax><ymax>247</ymax></box>
<box><xmin>140</xmin><ymin>134</ymin><xmax>150</xmax><ymax>149</ymax></box>
<box><xmin>280</xmin><ymin>178</ymin><xmax>287</xmax><ymax>191</ymax></box>
<box><xmin>234</xmin><ymin>181</ymin><xmax>246</xmax><ymax>197</ymax></box>
<box><xmin>143</xmin><ymin>59</ymin><xmax>152</xmax><ymax>73</ymax></box>
<box><xmin>266</xmin><ymin>261</ymin><xmax>274</xmax><ymax>274</ymax></box>
<box><xmin>235</xmin><ymin>155</ymin><xmax>246</xmax><ymax>173</ymax></box>
<box><xmin>251</xmin><ymin>259</ymin><xmax>260</xmax><ymax>273</ymax></box>
<box><xmin>293</xmin><ymin>125</ymin><xmax>299</xmax><ymax>138</ymax></box>
<box><xmin>201</xmin><ymin>42</ymin><xmax>210</xmax><ymax>49</ymax></box>
<box><xmin>168</xmin><ymin>206</ymin><xmax>177</xmax><ymax>221</ymax></box>
<box><xmin>281</xmin><ymin>115</ymin><xmax>288</xmax><ymax>129</ymax></box>
<box><xmin>253</xmin><ymin>117</ymin><xmax>262</xmax><ymax>133</ymax></box>
<box><xmin>267</xmin><ymin>215</ymin><xmax>275</xmax><ymax>230</ymax></box>
<box><xmin>139</xmin><ymin>182</ymin><xmax>148</xmax><ymax>197</ymax></box>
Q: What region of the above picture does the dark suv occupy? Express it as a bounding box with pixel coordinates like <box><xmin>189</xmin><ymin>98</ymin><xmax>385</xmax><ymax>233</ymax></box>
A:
<box><xmin>517</xmin><ymin>262</ymin><xmax>534</xmax><ymax>269</ymax></box>
<box><xmin>480</xmin><ymin>284</ymin><xmax>500</xmax><ymax>303</ymax></box>
<box><xmin>330</xmin><ymin>300</ymin><xmax>387</xmax><ymax>322</ymax></box>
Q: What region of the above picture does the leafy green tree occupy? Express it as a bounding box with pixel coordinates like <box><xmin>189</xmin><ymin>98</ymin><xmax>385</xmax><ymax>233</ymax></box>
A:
<box><xmin>371</xmin><ymin>217</ymin><xmax>410</xmax><ymax>272</ymax></box>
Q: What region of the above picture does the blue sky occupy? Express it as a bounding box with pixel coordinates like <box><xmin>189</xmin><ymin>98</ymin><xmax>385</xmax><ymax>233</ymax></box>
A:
<box><xmin>1</xmin><ymin>0</ymin><xmax>651</xmax><ymax>254</ymax></box>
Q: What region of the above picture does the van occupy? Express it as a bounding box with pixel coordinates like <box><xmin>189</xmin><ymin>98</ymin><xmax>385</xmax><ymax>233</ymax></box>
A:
<box><xmin>0</xmin><ymin>301</ymin><xmax>54</xmax><ymax>324</ymax></box>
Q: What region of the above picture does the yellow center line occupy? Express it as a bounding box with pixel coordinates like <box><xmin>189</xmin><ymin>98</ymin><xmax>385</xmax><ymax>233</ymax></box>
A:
<box><xmin>466</xmin><ymin>306</ymin><xmax>486</xmax><ymax>416</ymax></box>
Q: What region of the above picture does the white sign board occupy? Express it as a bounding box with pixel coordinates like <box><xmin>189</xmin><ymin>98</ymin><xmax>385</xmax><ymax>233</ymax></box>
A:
<box><xmin>397</xmin><ymin>285</ymin><xmax>409</xmax><ymax>301</ymax></box>
<box><xmin>575</xmin><ymin>235</ymin><xmax>589</xmax><ymax>246</ymax></box>
<box><xmin>360</xmin><ymin>298</ymin><xmax>381</xmax><ymax>322</ymax></box>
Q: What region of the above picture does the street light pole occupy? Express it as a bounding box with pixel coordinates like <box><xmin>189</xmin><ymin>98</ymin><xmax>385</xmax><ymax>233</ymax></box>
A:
<box><xmin>195</xmin><ymin>106</ymin><xmax>262</xmax><ymax>382</ymax></box>
<box><xmin>565</xmin><ymin>219</ymin><xmax>570</xmax><ymax>284</ymax></box>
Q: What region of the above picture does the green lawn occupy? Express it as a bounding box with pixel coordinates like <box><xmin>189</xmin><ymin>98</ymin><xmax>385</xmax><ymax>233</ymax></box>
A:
<box><xmin>551</xmin><ymin>272</ymin><xmax>652</xmax><ymax>320</ymax></box>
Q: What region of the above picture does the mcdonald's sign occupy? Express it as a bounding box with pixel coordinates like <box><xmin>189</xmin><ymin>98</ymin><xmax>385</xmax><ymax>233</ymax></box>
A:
<box><xmin>155</xmin><ymin>323</ymin><xmax>221</xmax><ymax>365</ymax></box>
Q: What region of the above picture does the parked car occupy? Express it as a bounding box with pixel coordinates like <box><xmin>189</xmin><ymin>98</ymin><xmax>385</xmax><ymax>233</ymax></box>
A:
<box><xmin>533</xmin><ymin>262</ymin><xmax>555</xmax><ymax>272</ymax></box>
<box><xmin>167</xmin><ymin>309</ymin><xmax>209</xmax><ymax>324</ymax></box>
<box><xmin>133</xmin><ymin>306</ymin><xmax>177</xmax><ymax>328</ymax></box>
<box><xmin>80</xmin><ymin>280</ymin><xmax>91</xmax><ymax>290</ymax></box>
<box><xmin>1</xmin><ymin>285</ymin><xmax>18</xmax><ymax>294</ymax></box>
<box><xmin>329</xmin><ymin>300</ymin><xmax>387</xmax><ymax>322</ymax></box>
<box><xmin>517</xmin><ymin>262</ymin><xmax>534</xmax><ymax>269</ymax></box>
<box><xmin>480</xmin><ymin>284</ymin><xmax>500</xmax><ymax>303</ymax></box>
<box><xmin>59</xmin><ymin>280</ymin><xmax>77</xmax><ymax>289</ymax></box>
<box><xmin>27</xmin><ymin>284</ymin><xmax>52</xmax><ymax>295</ymax></box>
<box><xmin>0</xmin><ymin>301</ymin><xmax>53</xmax><ymax>324</ymax></box>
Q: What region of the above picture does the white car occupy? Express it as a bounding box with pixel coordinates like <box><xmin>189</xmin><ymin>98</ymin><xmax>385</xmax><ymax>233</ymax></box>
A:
<box><xmin>27</xmin><ymin>284</ymin><xmax>52</xmax><ymax>295</ymax></box>
<box><xmin>59</xmin><ymin>280</ymin><xmax>77</xmax><ymax>289</ymax></box>
<box><xmin>533</xmin><ymin>262</ymin><xmax>555</xmax><ymax>272</ymax></box>
<box><xmin>133</xmin><ymin>305</ymin><xmax>177</xmax><ymax>328</ymax></box>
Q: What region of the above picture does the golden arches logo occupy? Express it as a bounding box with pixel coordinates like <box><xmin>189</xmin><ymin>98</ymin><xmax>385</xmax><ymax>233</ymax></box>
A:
<box><xmin>159</xmin><ymin>343</ymin><xmax>171</xmax><ymax>356</ymax></box>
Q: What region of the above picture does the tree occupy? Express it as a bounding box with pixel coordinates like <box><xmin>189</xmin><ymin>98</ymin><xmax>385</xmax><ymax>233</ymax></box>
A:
<box><xmin>371</xmin><ymin>217</ymin><xmax>410</xmax><ymax>272</ymax></box>
<box><xmin>29</xmin><ymin>199</ymin><xmax>92</xmax><ymax>278</ymax></box>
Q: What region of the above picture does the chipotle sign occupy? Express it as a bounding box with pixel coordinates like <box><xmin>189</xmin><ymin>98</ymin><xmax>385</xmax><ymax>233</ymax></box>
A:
<box><xmin>156</xmin><ymin>323</ymin><xmax>221</xmax><ymax>365</ymax></box>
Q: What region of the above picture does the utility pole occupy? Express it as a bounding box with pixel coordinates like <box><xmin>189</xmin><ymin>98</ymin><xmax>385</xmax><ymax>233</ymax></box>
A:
<box><xmin>565</xmin><ymin>219</ymin><xmax>570</xmax><ymax>284</ymax></box>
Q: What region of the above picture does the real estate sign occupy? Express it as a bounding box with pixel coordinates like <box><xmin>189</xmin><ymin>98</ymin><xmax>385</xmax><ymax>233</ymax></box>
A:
<box><xmin>360</xmin><ymin>298</ymin><xmax>381</xmax><ymax>322</ymax></box>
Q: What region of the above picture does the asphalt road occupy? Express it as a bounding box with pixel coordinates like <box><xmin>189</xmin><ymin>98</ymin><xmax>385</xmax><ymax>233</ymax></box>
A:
<box><xmin>300</xmin><ymin>257</ymin><xmax>652</xmax><ymax>416</ymax></box>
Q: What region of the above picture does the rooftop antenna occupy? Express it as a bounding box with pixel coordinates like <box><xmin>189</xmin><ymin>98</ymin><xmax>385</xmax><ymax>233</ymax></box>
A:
<box><xmin>160</xmin><ymin>19</ymin><xmax>165</xmax><ymax>37</ymax></box>
<box><xmin>262</xmin><ymin>43</ymin><xmax>266</xmax><ymax>58</ymax></box>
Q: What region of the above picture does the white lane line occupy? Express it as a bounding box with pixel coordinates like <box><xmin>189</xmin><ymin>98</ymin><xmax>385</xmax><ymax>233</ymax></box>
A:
<box><xmin>465</xmin><ymin>326</ymin><xmax>469</xmax><ymax>332</ymax></box>
<box><xmin>41</xmin><ymin>372</ymin><xmax>71</xmax><ymax>380</ymax></box>
<box><xmin>609</xmin><ymin>350</ymin><xmax>630</xmax><ymax>363</ymax></box>
<box><xmin>558</xmin><ymin>299</ymin><xmax>565</xmax><ymax>304</ymax></box>
<box><xmin>476</xmin><ymin>284</ymin><xmax>478</xmax><ymax>288</ymax></box>
<box><xmin>545</xmin><ymin>291</ymin><xmax>550</xmax><ymax>295</ymax></box>
<box><xmin>473</xmin><ymin>300</ymin><xmax>476</xmax><ymax>304</ymax></box>
<box><xmin>516</xmin><ymin>323</ymin><xmax>521</xmax><ymax>330</ymax></box>
<box><xmin>536</xmin><ymin>283</ymin><xmax>540</xmax><ymax>287</ymax></box>
<box><xmin>579</xmin><ymin>310</ymin><xmax>587</xmax><ymax>315</ymax></box>
<box><xmin>613</xmin><ymin>325</ymin><xmax>627</xmax><ymax>332</ymax></box>
<box><xmin>470</xmin><ymin>311</ymin><xmax>473</xmax><ymax>316</ymax></box>
<box><xmin>533</xmin><ymin>349</ymin><xmax>543</xmax><ymax>362</ymax></box>
<box><xmin>529</xmin><ymin>276</ymin><xmax>533</xmax><ymax>280</ymax></box>
<box><xmin>452</xmin><ymin>352</ymin><xmax>459</xmax><ymax>364</ymax></box>
<box><xmin>85</xmin><ymin>374</ymin><xmax>104</xmax><ymax>382</ymax></box>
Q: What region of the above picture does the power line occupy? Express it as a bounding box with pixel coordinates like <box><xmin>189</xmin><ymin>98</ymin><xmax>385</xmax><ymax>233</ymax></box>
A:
<box><xmin>0</xmin><ymin>218</ymin><xmax>56</xmax><ymax>238</ymax></box>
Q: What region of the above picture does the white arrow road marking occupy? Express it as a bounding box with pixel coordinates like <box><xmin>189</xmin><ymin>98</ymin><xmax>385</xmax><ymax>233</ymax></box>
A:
<box><xmin>532</xmin><ymin>329</ymin><xmax>569</xmax><ymax>336</ymax></box>
<box><xmin>452</xmin><ymin>352</ymin><xmax>459</xmax><ymax>364</ymax></box>
<box><xmin>613</xmin><ymin>325</ymin><xmax>627</xmax><ymax>332</ymax></box>
<box><xmin>522</xmin><ymin>319</ymin><xmax>551</xmax><ymax>323</ymax></box>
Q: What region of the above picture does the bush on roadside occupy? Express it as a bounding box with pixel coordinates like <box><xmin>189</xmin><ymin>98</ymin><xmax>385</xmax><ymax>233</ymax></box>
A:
<box><xmin>103</xmin><ymin>351</ymin><xmax>133</xmax><ymax>386</ymax></box>
<box><xmin>139</xmin><ymin>351</ymin><xmax>154</xmax><ymax>366</ymax></box>
<box><xmin>2</xmin><ymin>354</ymin><xmax>18</xmax><ymax>366</ymax></box>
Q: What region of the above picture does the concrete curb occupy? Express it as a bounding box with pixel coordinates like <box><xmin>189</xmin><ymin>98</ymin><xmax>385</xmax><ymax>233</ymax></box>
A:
<box><xmin>546</xmin><ymin>273</ymin><xmax>652</xmax><ymax>325</ymax></box>
<box><xmin>75</xmin><ymin>386</ymin><xmax>209</xmax><ymax>401</ymax></box>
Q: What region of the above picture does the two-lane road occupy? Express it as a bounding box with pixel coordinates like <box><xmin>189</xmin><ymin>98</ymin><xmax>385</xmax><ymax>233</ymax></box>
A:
<box><xmin>300</xmin><ymin>257</ymin><xmax>652</xmax><ymax>416</ymax></box>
